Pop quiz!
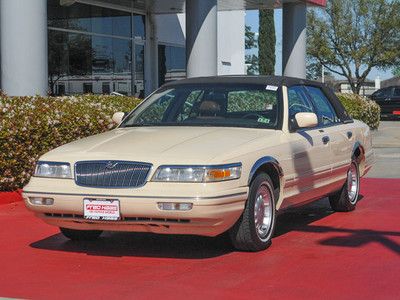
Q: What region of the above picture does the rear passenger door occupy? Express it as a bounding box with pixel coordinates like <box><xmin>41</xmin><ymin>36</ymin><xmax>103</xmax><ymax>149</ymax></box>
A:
<box><xmin>304</xmin><ymin>85</ymin><xmax>352</xmax><ymax>183</ymax></box>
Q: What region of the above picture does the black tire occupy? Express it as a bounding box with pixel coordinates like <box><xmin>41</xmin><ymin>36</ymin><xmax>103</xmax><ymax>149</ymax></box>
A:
<box><xmin>229</xmin><ymin>173</ymin><xmax>277</xmax><ymax>252</ymax></box>
<box><xmin>60</xmin><ymin>227</ymin><xmax>102</xmax><ymax>241</ymax></box>
<box><xmin>329</xmin><ymin>160</ymin><xmax>360</xmax><ymax>212</ymax></box>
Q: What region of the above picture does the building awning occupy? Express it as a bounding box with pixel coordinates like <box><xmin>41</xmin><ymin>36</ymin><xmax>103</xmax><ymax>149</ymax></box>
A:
<box><xmin>75</xmin><ymin>0</ymin><xmax>326</xmax><ymax>14</ymax></box>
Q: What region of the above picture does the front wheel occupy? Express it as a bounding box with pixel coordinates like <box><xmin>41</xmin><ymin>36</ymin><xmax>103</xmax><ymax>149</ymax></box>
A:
<box><xmin>329</xmin><ymin>160</ymin><xmax>360</xmax><ymax>212</ymax></box>
<box><xmin>229</xmin><ymin>173</ymin><xmax>277</xmax><ymax>252</ymax></box>
<box><xmin>60</xmin><ymin>227</ymin><xmax>103</xmax><ymax>241</ymax></box>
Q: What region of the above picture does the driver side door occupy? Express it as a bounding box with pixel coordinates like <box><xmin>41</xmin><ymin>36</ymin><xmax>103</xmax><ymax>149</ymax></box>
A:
<box><xmin>283</xmin><ymin>85</ymin><xmax>333</xmax><ymax>208</ymax></box>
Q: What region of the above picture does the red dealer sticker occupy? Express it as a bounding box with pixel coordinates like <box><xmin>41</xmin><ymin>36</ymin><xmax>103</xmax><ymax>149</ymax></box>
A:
<box><xmin>84</xmin><ymin>199</ymin><xmax>120</xmax><ymax>221</ymax></box>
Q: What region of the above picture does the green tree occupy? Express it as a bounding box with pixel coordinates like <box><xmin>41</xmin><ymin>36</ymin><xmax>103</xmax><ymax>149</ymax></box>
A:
<box><xmin>307</xmin><ymin>0</ymin><xmax>400</xmax><ymax>94</ymax></box>
<box><xmin>393</xmin><ymin>66</ymin><xmax>400</xmax><ymax>77</ymax></box>
<box><xmin>258</xmin><ymin>9</ymin><xmax>276</xmax><ymax>75</ymax></box>
<box><xmin>245</xmin><ymin>25</ymin><xmax>257</xmax><ymax>50</ymax></box>
<box><xmin>48</xmin><ymin>31</ymin><xmax>93</xmax><ymax>95</ymax></box>
<box><xmin>245</xmin><ymin>54</ymin><xmax>259</xmax><ymax>75</ymax></box>
<box><xmin>306</xmin><ymin>57</ymin><xmax>322</xmax><ymax>80</ymax></box>
<box><xmin>245</xmin><ymin>25</ymin><xmax>258</xmax><ymax>75</ymax></box>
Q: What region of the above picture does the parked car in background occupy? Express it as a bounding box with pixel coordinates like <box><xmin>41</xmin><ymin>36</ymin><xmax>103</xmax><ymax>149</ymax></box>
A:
<box><xmin>23</xmin><ymin>76</ymin><xmax>374</xmax><ymax>252</ymax></box>
<box><xmin>370</xmin><ymin>86</ymin><xmax>400</xmax><ymax>119</ymax></box>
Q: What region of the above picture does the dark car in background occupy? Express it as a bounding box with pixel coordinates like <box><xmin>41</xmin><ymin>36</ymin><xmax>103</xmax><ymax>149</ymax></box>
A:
<box><xmin>370</xmin><ymin>86</ymin><xmax>400</xmax><ymax>119</ymax></box>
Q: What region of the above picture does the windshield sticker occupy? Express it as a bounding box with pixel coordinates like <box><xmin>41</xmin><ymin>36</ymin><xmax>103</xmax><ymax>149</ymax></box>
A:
<box><xmin>257</xmin><ymin>117</ymin><xmax>270</xmax><ymax>124</ymax></box>
<box><xmin>266</xmin><ymin>85</ymin><xmax>278</xmax><ymax>91</ymax></box>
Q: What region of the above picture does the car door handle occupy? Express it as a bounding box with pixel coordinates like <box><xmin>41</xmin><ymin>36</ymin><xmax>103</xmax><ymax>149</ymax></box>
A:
<box><xmin>322</xmin><ymin>136</ymin><xmax>330</xmax><ymax>144</ymax></box>
<box><xmin>347</xmin><ymin>131</ymin><xmax>353</xmax><ymax>139</ymax></box>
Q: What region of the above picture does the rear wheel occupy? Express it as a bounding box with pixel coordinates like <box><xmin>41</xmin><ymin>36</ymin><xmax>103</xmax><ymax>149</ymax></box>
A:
<box><xmin>229</xmin><ymin>173</ymin><xmax>276</xmax><ymax>252</ymax></box>
<box><xmin>329</xmin><ymin>160</ymin><xmax>360</xmax><ymax>212</ymax></box>
<box><xmin>60</xmin><ymin>227</ymin><xmax>102</xmax><ymax>241</ymax></box>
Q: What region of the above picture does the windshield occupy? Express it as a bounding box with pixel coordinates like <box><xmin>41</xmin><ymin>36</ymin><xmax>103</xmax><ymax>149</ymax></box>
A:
<box><xmin>120</xmin><ymin>83</ymin><xmax>281</xmax><ymax>129</ymax></box>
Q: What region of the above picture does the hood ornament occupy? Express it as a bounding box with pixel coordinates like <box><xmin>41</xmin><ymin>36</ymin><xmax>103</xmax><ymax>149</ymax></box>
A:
<box><xmin>106</xmin><ymin>161</ymin><xmax>118</xmax><ymax>169</ymax></box>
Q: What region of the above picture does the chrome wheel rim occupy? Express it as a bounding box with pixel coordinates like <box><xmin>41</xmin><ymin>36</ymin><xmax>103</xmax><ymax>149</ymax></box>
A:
<box><xmin>254</xmin><ymin>183</ymin><xmax>273</xmax><ymax>240</ymax></box>
<box><xmin>347</xmin><ymin>162</ymin><xmax>359</xmax><ymax>204</ymax></box>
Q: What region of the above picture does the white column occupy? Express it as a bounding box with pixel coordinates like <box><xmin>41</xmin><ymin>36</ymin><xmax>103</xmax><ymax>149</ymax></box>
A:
<box><xmin>144</xmin><ymin>13</ymin><xmax>158</xmax><ymax>96</ymax></box>
<box><xmin>186</xmin><ymin>0</ymin><xmax>218</xmax><ymax>78</ymax></box>
<box><xmin>282</xmin><ymin>2</ymin><xmax>307</xmax><ymax>79</ymax></box>
<box><xmin>0</xmin><ymin>0</ymin><xmax>48</xmax><ymax>96</ymax></box>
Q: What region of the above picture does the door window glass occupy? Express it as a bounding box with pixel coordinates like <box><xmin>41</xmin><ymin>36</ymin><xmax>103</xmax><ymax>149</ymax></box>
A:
<box><xmin>305</xmin><ymin>86</ymin><xmax>339</xmax><ymax>125</ymax></box>
<box><xmin>287</xmin><ymin>86</ymin><xmax>315</xmax><ymax>118</ymax></box>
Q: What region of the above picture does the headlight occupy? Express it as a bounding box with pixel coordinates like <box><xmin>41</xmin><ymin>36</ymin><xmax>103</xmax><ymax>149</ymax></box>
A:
<box><xmin>152</xmin><ymin>163</ymin><xmax>241</xmax><ymax>182</ymax></box>
<box><xmin>35</xmin><ymin>161</ymin><xmax>72</xmax><ymax>178</ymax></box>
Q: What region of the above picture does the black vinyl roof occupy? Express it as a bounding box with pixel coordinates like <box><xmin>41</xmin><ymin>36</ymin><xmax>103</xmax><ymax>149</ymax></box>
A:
<box><xmin>162</xmin><ymin>75</ymin><xmax>325</xmax><ymax>89</ymax></box>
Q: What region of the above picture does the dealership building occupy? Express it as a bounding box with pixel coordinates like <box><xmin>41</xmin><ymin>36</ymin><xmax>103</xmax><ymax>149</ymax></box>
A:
<box><xmin>0</xmin><ymin>0</ymin><xmax>325</xmax><ymax>97</ymax></box>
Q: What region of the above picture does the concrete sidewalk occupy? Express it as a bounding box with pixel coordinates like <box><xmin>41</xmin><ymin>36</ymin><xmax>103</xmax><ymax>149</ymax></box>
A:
<box><xmin>366</xmin><ymin>121</ymin><xmax>400</xmax><ymax>178</ymax></box>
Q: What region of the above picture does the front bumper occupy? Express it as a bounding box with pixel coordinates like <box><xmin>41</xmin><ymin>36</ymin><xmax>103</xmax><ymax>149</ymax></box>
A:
<box><xmin>23</xmin><ymin>179</ymin><xmax>248</xmax><ymax>237</ymax></box>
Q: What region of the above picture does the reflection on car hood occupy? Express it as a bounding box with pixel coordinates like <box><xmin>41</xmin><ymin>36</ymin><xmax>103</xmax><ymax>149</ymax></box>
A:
<box><xmin>42</xmin><ymin>127</ymin><xmax>279</xmax><ymax>164</ymax></box>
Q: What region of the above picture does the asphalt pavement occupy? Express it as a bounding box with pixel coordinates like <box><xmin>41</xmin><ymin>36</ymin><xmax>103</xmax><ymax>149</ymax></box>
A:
<box><xmin>366</xmin><ymin>121</ymin><xmax>400</xmax><ymax>178</ymax></box>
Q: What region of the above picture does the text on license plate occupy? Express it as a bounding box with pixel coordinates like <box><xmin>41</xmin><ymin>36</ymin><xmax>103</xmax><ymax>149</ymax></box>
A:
<box><xmin>83</xmin><ymin>199</ymin><xmax>120</xmax><ymax>221</ymax></box>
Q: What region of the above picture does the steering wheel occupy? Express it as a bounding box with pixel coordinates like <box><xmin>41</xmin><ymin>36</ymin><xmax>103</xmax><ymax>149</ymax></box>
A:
<box><xmin>242</xmin><ymin>113</ymin><xmax>264</xmax><ymax>120</ymax></box>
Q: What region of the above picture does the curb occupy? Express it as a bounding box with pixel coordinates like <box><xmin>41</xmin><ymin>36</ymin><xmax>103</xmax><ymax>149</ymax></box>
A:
<box><xmin>0</xmin><ymin>190</ymin><xmax>23</xmax><ymax>205</ymax></box>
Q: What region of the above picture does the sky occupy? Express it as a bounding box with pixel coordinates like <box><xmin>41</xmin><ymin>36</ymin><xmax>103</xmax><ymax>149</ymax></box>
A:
<box><xmin>245</xmin><ymin>9</ymin><xmax>393</xmax><ymax>81</ymax></box>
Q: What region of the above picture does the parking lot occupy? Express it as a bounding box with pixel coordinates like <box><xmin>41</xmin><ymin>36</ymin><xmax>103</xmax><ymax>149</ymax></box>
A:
<box><xmin>0</xmin><ymin>121</ymin><xmax>399</xmax><ymax>300</ymax></box>
<box><xmin>367</xmin><ymin>121</ymin><xmax>400</xmax><ymax>178</ymax></box>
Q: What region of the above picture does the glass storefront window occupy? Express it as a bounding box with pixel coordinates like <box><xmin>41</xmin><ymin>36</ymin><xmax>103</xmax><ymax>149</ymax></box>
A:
<box><xmin>135</xmin><ymin>44</ymin><xmax>145</xmax><ymax>98</ymax></box>
<box><xmin>158</xmin><ymin>45</ymin><xmax>186</xmax><ymax>86</ymax></box>
<box><xmin>47</xmin><ymin>0</ymin><xmax>145</xmax><ymax>97</ymax></box>
<box><xmin>92</xmin><ymin>36</ymin><xmax>113</xmax><ymax>75</ymax></box>
<box><xmin>133</xmin><ymin>15</ymin><xmax>146</xmax><ymax>39</ymax></box>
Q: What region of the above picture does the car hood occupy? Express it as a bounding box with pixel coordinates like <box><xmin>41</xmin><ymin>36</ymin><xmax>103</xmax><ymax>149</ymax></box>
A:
<box><xmin>42</xmin><ymin>126</ymin><xmax>280</xmax><ymax>165</ymax></box>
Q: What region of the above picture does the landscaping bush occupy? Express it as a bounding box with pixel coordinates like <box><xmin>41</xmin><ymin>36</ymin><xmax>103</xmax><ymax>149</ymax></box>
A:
<box><xmin>336</xmin><ymin>93</ymin><xmax>380</xmax><ymax>129</ymax></box>
<box><xmin>0</xmin><ymin>93</ymin><xmax>142</xmax><ymax>191</ymax></box>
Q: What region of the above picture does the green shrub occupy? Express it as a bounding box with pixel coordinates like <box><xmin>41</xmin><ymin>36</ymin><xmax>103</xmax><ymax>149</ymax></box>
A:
<box><xmin>336</xmin><ymin>93</ymin><xmax>380</xmax><ymax>129</ymax></box>
<box><xmin>0</xmin><ymin>94</ymin><xmax>142</xmax><ymax>191</ymax></box>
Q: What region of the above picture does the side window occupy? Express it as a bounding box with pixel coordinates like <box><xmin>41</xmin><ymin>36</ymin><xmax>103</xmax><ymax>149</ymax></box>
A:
<box><xmin>305</xmin><ymin>86</ymin><xmax>340</xmax><ymax>126</ymax></box>
<box><xmin>393</xmin><ymin>88</ymin><xmax>400</xmax><ymax>97</ymax></box>
<box><xmin>287</xmin><ymin>86</ymin><xmax>315</xmax><ymax>118</ymax></box>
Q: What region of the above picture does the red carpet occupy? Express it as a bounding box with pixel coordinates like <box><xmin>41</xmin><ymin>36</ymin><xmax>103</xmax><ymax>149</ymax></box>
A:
<box><xmin>0</xmin><ymin>178</ymin><xmax>399</xmax><ymax>299</ymax></box>
<box><xmin>0</xmin><ymin>190</ymin><xmax>22</xmax><ymax>205</ymax></box>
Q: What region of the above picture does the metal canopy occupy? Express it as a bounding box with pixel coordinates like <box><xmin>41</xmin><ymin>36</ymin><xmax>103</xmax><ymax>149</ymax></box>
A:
<box><xmin>77</xmin><ymin>0</ymin><xmax>325</xmax><ymax>14</ymax></box>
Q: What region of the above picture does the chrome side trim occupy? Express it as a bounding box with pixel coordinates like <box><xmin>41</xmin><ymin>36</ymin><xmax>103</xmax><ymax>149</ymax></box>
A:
<box><xmin>22</xmin><ymin>191</ymin><xmax>248</xmax><ymax>201</ymax></box>
<box><xmin>248</xmin><ymin>156</ymin><xmax>284</xmax><ymax>185</ymax></box>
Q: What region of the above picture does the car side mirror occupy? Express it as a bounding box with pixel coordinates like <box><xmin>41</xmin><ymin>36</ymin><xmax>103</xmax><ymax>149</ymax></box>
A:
<box><xmin>294</xmin><ymin>112</ymin><xmax>318</xmax><ymax>129</ymax></box>
<box><xmin>112</xmin><ymin>112</ymin><xmax>126</xmax><ymax>124</ymax></box>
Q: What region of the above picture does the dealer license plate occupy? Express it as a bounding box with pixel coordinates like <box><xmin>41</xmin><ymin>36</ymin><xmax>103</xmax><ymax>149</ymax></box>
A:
<box><xmin>83</xmin><ymin>199</ymin><xmax>121</xmax><ymax>221</ymax></box>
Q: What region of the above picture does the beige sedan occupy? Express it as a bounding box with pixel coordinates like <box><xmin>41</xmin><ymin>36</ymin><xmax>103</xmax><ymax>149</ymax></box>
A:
<box><xmin>23</xmin><ymin>76</ymin><xmax>374</xmax><ymax>251</ymax></box>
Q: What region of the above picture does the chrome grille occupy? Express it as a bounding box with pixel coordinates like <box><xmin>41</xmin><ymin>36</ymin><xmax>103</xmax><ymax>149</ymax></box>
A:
<box><xmin>75</xmin><ymin>161</ymin><xmax>152</xmax><ymax>188</ymax></box>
